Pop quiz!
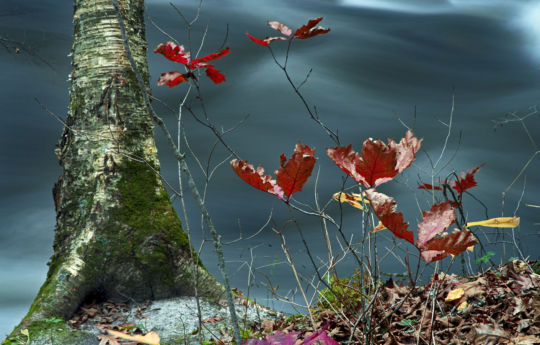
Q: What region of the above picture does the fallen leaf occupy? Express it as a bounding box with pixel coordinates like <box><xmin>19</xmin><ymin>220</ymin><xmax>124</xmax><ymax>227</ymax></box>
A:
<box><xmin>445</xmin><ymin>288</ymin><xmax>464</xmax><ymax>302</ymax></box>
<box><xmin>98</xmin><ymin>335</ymin><xmax>120</xmax><ymax>345</ymax></box>
<box><xmin>107</xmin><ymin>330</ymin><xmax>160</xmax><ymax>345</ymax></box>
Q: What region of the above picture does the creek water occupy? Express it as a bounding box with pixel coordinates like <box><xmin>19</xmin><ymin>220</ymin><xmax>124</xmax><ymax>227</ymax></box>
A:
<box><xmin>1</xmin><ymin>0</ymin><xmax>539</xmax><ymax>337</ymax></box>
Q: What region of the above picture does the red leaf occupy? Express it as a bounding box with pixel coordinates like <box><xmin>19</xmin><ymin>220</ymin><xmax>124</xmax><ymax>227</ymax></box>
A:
<box><xmin>449</xmin><ymin>164</ymin><xmax>484</xmax><ymax>194</ymax></box>
<box><xmin>388</xmin><ymin>129</ymin><xmax>422</xmax><ymax>173</ymax></box>
<box><xmin>327</xmin><ymin>139</ymin><xmax>399</xmax><ymax>188</ymax></box>
<box><xmin>416</xmin><ymin>201</ymin><xmax>456</xmax><ymax>250</ymax></box>
<box><xmin>189</xmin><ymin>47</ymin><xmax>230</xmax><ymax>69</ymax></box>
<box><xmin>293</xmin><ymin>17</ymin><xmax>330</xmax><ymax>39</ymax></box>
<box><xmin>275</xmin><ymin>143</ymin><xmax>316</xmax><ymax>199</ymax></box>
<box><xmin>204</xmin><ymin>65</ymin><xmax>226</xmax><ymax>84</ymax></box>
<box><xmin>326</xmin><ymin>144</ymin><xmax>366</xmax><ymax>186</ymax></box>
<box><xmin>327</xmin><ymin>131</ymin><xmax>420</xmax><ymax>188</ymax></box>
<box><xmin>418</xmin><ymin>183</ymin><xmax>442</xmax><ymax>191</ymax></box>
<box><xmin>154</xmin><ymin>41</ymin><xmax>190</xmax><ymax>64</ymax></box>
<box><xmin>231</xmin><ymin>159</ymin><xmax>284</xmax><ymax>200</ymax></box>
<box><xmin>364</xmin><ymin>189</ymin><xmax>414</xmax><ymax>245</ymax></box>
<box><xmin>420</xmin><ymin>228</ymin><xmax>478</xmax><ymax>263</ymax></box>
<box><xmin>267</xmin><ymin>21</ymin><xmax>292</xmax><ymax>36</ymax></box>
<box><xmin>156</xmin><ymin>71</ymin><xmax>190</xmax><ymax>87</ymax></box>
<box><xmin>303</xmin><ymin>323</ymin><xmax>339</xmax><ymax>345</ymax></box>
<box><xmin>246</xmin><ymin>32</ymin><xmax>287</xmax><ymax>46</ymax></box>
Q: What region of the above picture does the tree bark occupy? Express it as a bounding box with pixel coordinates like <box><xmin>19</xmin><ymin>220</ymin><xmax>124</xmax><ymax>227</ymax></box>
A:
<box><xmin>5</xmin><ymin>0</ymin><xmax>223</xmax><ymax>340</ymax></box>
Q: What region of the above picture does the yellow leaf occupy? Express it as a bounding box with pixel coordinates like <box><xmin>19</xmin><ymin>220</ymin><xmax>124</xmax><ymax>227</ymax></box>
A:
<box><xmin>445</xmin><ymin>288</ymin><xmax>464</xmax><ymax>302</ymax></box>
<box><xmin>332</xmin><ymin>191</ymin><xmax>369</xmax><ymax>211</ymax></box>
<box><xmin>467</xmin><ymin>216</ymin><xmax>520</xmax><ymax>228</ymax></box>
<box><xmin>467</xmin><ymin>245</ymin><xmax>474</xmax><ymax>252</ymax></box>
<box><xmin>457</xmin><ymin>301</ymin><xmax>468</xmax><ymax>311</ymax></box>
<box><xmin>373</xmin><ymin>221</ymin><xmax>387</xmax><ymax>233</ymax></box>
<box><xmin>107</xmin><ymin>330</ymin><xmax>160</xmax><ymax>345</ymax></box>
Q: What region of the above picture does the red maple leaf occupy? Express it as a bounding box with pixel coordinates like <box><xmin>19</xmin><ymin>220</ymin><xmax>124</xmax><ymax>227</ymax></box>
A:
<box><xmin>246</xmin><ymin>32</ymin><xmax>288</xmax><ymax>46</ymax></box>
<box><xmin>449</xmin><ymin>164</ymin><xmax>484</xmax><ymax>194</ymax></box>
<box><xmin>416</xmin><ymin>201</ymin><xmax>456</xmax><ymax>250</ymax></box>
<box><xmin>276</xmin><ymin>143</ymin><xmax>316</xmax><ymax>199</ymax></box>
<box><xmin>293</xmin><ymin>17</ymin><xmax>331</xmax><ymax>39</ymax></box>
<box><xmin>231</xmin><ymin>143</ymin><xmax>316</xmax><ymax>202</ymax></box>
<box><xmin>154</xmin><ymin>42</ymin><xmax>229</xmax><ymax>86</ymax></box>
<box><xmin>364</xmin><ymin>189</ymin><xmax>414</xmax><ymax>245</ymax></box>
<box><xmin>327</xmin><ymin>131</ymin><xmax>421</xmax><ymax>188</ymax></box>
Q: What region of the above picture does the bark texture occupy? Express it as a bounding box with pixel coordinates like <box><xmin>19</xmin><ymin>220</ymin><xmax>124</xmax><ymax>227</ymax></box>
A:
<box><xmin>6</xmin><ymin>0</ymin><xmax>223</xmax><ymax>337</ymax></box>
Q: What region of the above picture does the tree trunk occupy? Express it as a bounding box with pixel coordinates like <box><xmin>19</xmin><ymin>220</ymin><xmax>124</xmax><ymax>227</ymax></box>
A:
<box><xmin>5</xmin><ymin>0</ymin><xmax>223</xmax><ymax>340</ymax></box>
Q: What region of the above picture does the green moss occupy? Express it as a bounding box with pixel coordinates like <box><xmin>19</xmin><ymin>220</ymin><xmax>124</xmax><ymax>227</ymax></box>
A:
<box><xmin>3</xmin><ymin>318</ymin><xmax>94</xmax><ymax>345</ymax></box>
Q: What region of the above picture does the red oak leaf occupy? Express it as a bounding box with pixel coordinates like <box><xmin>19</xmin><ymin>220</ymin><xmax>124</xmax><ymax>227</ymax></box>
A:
<box><xmin>327</xmin><ymin>131</ymin><xmax>421</xmax><ymax>188</ymax></box>
<box><xmin>189</xmin><ymin>47</ymin><xmax>230</xmax><ymax>69</ymax></box>
<box><xmin>416</xmin><ymin>201</ymin><xmax>456</xmax><ymax>250</ymax></box>
<box><xmin>364</xmin><ymin>189</ymin><xmax>414</xmax><ymax>245</ymax></box>
<box><xmin>326</xmin><ymin>144</ymin><xmax>366</xmax><ymax>185</ymax></box>
<box><xmin>293</xmin><ymin>17</ymin><xmax>330</xmax><ymax>39</ymax></box>
<box><xmin>327</xmin><ymin>139</ymin><xmax>398</xmax><ymax>188</ymax></box>
<box><xmin>275</xmin><ymin>143</ymin><xmax>316</xmax><ymax>199</ymax></box>
<box><xmin>267</xmin><ymin>21</ymin><xmax>292</xmax><ymax>36</ymax></box>
<box><xmin>449</xmin><ymin>164</ymin><xmax>484</xmax><ymax>194</ymax></box>
<box><xmin>388</xmin><ymin>129</ymin><xmax>422</xmax><ymax>173</ymax></box>
<box><xmin>420</xmin><ymin>228</ymin><xmax>478</xmax><ymax>263</ymax></box>
<box><xmin>230</xmin><ymin>159</ymin><xmax>284</xmax><ymax>200</ymax></box>
<box><xmin>246</xmin><ymin>32</ymin><xmax>287</xmax><ymax>46</ymax></box>
<box><xmin>154</xmin><ymin>41</ymin><xmax>190</xmax><ymax>64</ymax></box>
<box><xmin>156</xmin><ymin>71</ymin><xmax>192</xmax><ymax>87</ymax></box>
<box><xmin>205</xmin><ymin>65</ymin><xmax>226</xmax><ymax>84</ymax></box>
<box><xmin>418</xmin><ymin>183</ymin><xmax>442</xmax><ymax>191</ymax></box>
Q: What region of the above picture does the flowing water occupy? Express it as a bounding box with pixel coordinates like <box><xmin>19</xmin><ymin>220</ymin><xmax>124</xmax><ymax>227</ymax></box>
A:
<box><xmin>1</xmin><ymin>0</ymin><xmax>539</xmax><ymax>337</ymax></box>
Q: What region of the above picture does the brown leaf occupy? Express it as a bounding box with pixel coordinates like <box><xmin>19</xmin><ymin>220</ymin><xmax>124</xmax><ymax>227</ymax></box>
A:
<box><xmin>98</xmin><ymin>335</ymin><xmax>120</xmax><ymax>345</ymax></box>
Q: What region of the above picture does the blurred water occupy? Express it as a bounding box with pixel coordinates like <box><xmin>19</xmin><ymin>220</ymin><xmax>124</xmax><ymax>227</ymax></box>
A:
<box><xmin>1</xmin><ymin>0</ymin><xmax>539</xmax><ymax>337</ymax></box>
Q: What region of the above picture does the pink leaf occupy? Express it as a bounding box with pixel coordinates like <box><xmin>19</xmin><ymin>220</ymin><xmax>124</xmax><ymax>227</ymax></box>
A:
<box><xmin>302</xmin><ymin>323</ymin><xmax>339</xmax><ymax>345</ymax></box>
<box><xmin>275</xmin><ymin>143</ymin><xmax>316</xmax><ymax>200</ymax></box>
<box><xmin>364</xmin><ymin>189</ymin><xmax>414</xmax><ymax>245</ymax></box>
<box><xmin>267</xmin><ymin>21</ymin><xmax>292</xmax><ymax>36</ymax></box>
<box><xmin>154</xmin><ymin>41</ymin><xmax>190</xmax><ymax>64</ymax></box>
<box><xmin>156</xmin><ymin>71</ymin><xmax>190</xmax><ymax>87</ymax></box>
<box><xmin>416</xmin><ymin>201</ymin><xmax>456</xmax><ymax>250</ymax></box>
<box><xmin>388</xmin><ymin>129</ymin><xmax>422</xmax><ymax>173</ymax></box>
<box><xmin>246</xmin><ymin>32</ymin><xmax>287</xmax><ymax>46</ymax></box>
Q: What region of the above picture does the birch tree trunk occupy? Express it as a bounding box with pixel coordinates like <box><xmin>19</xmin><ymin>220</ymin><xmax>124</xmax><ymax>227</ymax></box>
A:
<box><xmin>4</xmin><ymin>0</ymin><xmax>223</xmax><ymax>340</ymax></box>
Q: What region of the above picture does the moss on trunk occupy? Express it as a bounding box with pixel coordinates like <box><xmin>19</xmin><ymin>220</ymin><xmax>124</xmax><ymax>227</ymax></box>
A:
<box><xmin>3</xmin><ymin>0</ymin><xmax>224</xmax><ymax>342</ymax></box>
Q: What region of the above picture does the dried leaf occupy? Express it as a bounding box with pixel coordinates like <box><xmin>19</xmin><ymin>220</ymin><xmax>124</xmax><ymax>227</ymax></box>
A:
<box><xmin>467</xmin><ymin>216</ymin><xmax>520</xmax><ymax>228</ymax></box>
<box><xmin>445</xmin><ymin>288</ymin><xmax>464</xmax><ymax>302</ymax></box>
<box><xmin>98</xmin><ymin>335</ymin><xmax>120</xmax><ymax>345</ymax></box>
<box><xmin>107</xmin><ymin>330</ymin><xmax>160</xmax><ymax>345</ymax></box>
<box><xmin>267</xmin><ymin>21</ymin><xmax>292</xmax><ymax>36</ymax></box>
<box><xmin>332</xmin><ymin>191</ymin><xmax>368</xmax><ymax>211</ymax></box>
<box><xmin>421</xmin><ymin>228</ymin><xmax>479</xmax><ymax>263</ymax></box>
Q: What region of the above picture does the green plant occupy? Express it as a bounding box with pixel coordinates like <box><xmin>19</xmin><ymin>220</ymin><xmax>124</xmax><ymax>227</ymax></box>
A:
<box><xmin>476</xmin><ymin>251</ymin><xmax>495</xmax><ymax>264</ymax></box>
